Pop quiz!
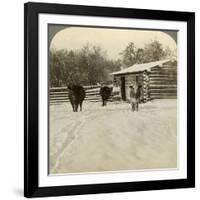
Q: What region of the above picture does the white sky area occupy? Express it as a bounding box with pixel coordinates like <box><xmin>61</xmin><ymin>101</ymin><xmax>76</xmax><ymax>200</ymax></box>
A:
<box><xmin>50</xmin><ymin>27</ymin><xmax>177</xmax><ymax>60</ymax></box>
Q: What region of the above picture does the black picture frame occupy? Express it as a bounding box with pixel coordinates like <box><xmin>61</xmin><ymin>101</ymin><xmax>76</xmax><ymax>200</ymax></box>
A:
<box><xmin>24</xmin><ymin>2</ymin><xmax>195</xmax><ymax>198</ymax></box>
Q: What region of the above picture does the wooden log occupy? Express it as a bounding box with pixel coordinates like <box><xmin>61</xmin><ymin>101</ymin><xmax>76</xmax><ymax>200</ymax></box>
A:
<box><xmin>149</xmin><ymin>74</ymin><xmax>177</xmax><ymax>77</ymax></box>
<box><xmin>50</xmin><ymin>97</ymin><xmax>69</xmax><ymax>100</ymax></box>
<box><xmin>149</xmin><ymin>88</ymin><xmax>177</xmax><ymax>92</ymax></box>
<box><xmin>150</xmin><ymin>96</ymin><xmax>177</xmax><ymax>99</ymax></box>
<box><xmin>149</xmin><ymin>84</ymin><xmax>177</xmax><ymax>88</ymax></box>
<box><xmin>49</xmin><ymin>94</ymin><xmax>68</xmax><ymax>97</ymax></box>
<box><xmin>149</xmin><ymin>78</ymin><xmax>177</xmax><ymax>81</ymax></box>
<box><xmin>49</xmin><ymin>91</ymin><xmax>68</xmax><ymax>94</ymax></box>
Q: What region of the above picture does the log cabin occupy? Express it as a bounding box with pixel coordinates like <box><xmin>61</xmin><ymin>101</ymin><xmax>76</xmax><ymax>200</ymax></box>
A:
<box><xmin>110</xmin><ymin>59</ymin><xmax>177</xmax><ymax>102</ymax></box>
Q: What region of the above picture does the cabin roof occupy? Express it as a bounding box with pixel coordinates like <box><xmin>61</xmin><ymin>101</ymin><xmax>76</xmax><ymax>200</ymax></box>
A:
<box><xmin>111</xmin><ymin>59</ymin><xmax>171</xmax><ymax>76</ymax></box>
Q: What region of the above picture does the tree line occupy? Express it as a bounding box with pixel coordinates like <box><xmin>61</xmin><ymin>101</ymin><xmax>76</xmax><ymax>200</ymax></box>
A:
<box><xmin>50</xmin><ymin>40</ymin><xmax>176</xmax><ymax>87</ymax></box>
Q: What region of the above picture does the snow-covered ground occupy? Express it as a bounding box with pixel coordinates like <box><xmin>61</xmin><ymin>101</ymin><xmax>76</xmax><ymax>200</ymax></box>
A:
<box><xmin>49</xmin><ymin>100</ymin><xmax>177</xmax><ymax>174</ymax></box>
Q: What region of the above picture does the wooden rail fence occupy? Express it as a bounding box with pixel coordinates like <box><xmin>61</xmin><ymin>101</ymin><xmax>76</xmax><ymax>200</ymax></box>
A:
<box><xmin>49</xmin><ymin>85</ymin><xmax>102</xmax><ymax>104</ymax></box>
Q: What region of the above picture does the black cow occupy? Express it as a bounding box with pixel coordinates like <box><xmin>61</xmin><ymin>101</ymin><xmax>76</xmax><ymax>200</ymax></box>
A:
<box><xmin>100</xmin><ymin>86</ymin><xmax>113</xmax><ymax>106</ymax></box>
<box><xmin>68</xmin><ymin>85</ymin><xmax>85</xmax><ymax>112</ymax></box>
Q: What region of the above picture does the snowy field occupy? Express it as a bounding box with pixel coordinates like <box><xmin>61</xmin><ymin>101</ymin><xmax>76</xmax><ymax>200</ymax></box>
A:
<box><xmin>49</xmin><ymin>99</ymin><xmax>177</xmax><ymax>174</ymax></box>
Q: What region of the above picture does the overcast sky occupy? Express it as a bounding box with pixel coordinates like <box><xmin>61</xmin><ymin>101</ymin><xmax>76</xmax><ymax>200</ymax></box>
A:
<box><xmin>50</xmin><ymin>27</ymin><xmax>177</xmax><ymax>60</ymax></box>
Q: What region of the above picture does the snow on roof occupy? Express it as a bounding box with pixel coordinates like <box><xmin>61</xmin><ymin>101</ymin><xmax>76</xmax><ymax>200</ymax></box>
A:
<box><xmin>111</xmin><ymin>59</ymin><xmax>171</xmax><ymax>75</ymax></box>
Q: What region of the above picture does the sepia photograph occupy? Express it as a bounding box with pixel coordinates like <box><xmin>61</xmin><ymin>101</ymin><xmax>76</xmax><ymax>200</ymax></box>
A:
<box><xmin>24</xmin><ymin>3</ymin><xmax>195</xmax><ymax>197</ymax></box>
<box><xmin>48</xmin><ymin>25</ymin><xmax>177</xmax><ymax>175</ymax></box>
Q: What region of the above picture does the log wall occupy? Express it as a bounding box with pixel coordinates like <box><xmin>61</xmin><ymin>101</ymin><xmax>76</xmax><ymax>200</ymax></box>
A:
<box><xmin>148</xmin><ymin>63</ymin><xmax>177</xmax><ymax>99</ymax></box>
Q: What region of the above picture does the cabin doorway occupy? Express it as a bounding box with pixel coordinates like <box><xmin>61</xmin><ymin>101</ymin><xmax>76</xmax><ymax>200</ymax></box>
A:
<box><xmin>121</xmin><ymin>77</ymin><xmax>126</xmax><ymax>101</ymax></box>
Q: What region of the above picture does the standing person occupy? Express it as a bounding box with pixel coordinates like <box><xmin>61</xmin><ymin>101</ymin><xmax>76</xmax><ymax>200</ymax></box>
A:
<box><xmin>129</xmin><ymin>86</ymin><xmax>137</xmax><ymax>111</ymax></box>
